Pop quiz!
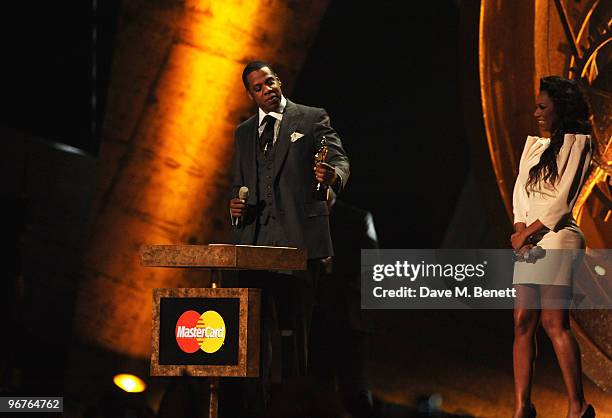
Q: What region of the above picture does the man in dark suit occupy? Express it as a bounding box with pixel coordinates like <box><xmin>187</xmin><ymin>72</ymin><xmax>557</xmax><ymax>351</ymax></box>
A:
<box><xmin>227</xmin><ymin>60</ymin><xmax>349</xmax><ymax>414</ymax></box>
<box><xmin>229</xmin><ymin>61</ymin><xmax>349</xmax><ymax>254</ymax></box>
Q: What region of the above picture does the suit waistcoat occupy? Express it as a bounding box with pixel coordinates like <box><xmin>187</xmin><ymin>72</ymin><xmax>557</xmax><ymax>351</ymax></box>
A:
<box><xmin>256</xmin><ymin>142</ymin><xmax>277</xmax><ymax>225</ymax></box>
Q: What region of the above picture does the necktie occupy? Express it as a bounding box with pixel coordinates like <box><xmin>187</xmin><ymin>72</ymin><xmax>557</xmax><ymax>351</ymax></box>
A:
<box><xmin>259</xmin><ymin>115</ymin><xmax>276</xmax><ymax>154</ymax></box>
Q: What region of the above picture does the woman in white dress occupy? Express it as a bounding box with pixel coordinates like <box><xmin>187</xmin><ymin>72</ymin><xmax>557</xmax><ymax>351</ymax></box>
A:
<box><xmin>511</xmin><ymin>76</ymin><xmax>596</xmax><ymax>418</ymax></box>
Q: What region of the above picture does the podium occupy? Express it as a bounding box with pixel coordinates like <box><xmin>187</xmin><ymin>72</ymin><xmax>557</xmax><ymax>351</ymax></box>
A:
<box><xmin>141</xmin><ymin>244</ymin><xmax>307</xmax><ymax>418</ymax></box>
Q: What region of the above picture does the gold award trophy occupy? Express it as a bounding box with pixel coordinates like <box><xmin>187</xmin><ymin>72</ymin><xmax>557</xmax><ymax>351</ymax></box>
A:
<box><xmin>314</xmin><ymin>135</ymin><xmax>330</xmax><ymax>201</ymax></box>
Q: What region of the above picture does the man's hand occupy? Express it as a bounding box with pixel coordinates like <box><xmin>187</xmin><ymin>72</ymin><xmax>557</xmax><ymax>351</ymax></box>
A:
<box><xmin>314</xmin><ymin>162</ymin><xmax>337</xmax><ymax>186</ymax></box>
<box><xmin>510</xmin><ymin>230</ymin><xmax>528</xmax><ymax>250</ymax></box>
<box><xmin>229</xmin><ymin>198</ymin><xmax>246</xmax><ymax>218</ymax></box>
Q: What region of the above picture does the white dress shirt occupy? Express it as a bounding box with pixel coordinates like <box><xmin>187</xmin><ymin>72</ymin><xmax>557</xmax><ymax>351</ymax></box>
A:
<box><xmin>257</xmin><ymin>96</ymin><xmax>287</xmax><ymax>145</ymax></box>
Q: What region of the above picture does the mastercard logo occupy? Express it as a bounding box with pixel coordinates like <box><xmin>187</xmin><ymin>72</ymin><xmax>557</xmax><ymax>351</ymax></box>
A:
<box><xmin>175</xmin><ymin>310</ymin><xmax>226</xmax><ymax>354</ymax></box>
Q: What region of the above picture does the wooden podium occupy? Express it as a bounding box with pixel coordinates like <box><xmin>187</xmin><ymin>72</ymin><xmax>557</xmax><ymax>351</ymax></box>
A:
<box><xmin>141</xmin><ymin>244</ymin><xmax>307</xmax><ymax>418</ymax></box>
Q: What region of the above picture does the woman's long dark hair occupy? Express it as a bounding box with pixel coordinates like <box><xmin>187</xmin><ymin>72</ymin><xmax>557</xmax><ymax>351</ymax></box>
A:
<box><xmin>526</xmin><ymin>76</ymin><xmax>592</xmax><ymax>190</ymax></box>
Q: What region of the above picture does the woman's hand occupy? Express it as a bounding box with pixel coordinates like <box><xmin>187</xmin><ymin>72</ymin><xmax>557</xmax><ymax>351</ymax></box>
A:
<box><xmin>511</xmin><ymin>230</ymin><xmax>528</xmax><ymax>250</ymax></box>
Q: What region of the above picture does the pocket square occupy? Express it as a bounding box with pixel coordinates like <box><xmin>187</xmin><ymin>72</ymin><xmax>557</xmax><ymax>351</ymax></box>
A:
<box><xmin>290</xmin><ymin>132</ymin><xmax>304</xmax><ymax>142</ymax></box>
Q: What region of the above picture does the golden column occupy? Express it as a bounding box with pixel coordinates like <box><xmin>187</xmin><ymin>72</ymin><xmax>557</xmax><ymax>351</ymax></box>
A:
<box><xmin>74</xmin><ymin>0</ymin><xmax>329</xmax><ymax>359</ymax></box>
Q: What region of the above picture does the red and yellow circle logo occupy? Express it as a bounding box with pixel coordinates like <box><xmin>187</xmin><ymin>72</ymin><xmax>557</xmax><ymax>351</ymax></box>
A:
<box><xmin>175</xmin><ymin>310</ymin><xmax>226</xmax><ymax>354</ymax></box>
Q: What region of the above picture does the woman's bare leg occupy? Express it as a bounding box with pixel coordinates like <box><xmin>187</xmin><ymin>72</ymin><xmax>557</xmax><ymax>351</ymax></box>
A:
<box><xmin>540</xmin><ymin>285</ymin><xmax>587</xmax><ymax>418</ymax></box>
<box><xmin>513</xmin><ymin>284</ymin><xmax>540</xmax><ymax>418</ymax></box>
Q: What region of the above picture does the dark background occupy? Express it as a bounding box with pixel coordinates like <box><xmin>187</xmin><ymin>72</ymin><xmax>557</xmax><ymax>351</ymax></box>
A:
<box><xmin>1</xmin><ymin>0</ymin><xmax>119</xmax><ymax>154</ymax></box>
<box><xmin>294</xmin><ymin>0</ymin><xmax>468</xmax><ymax>248</ymax></box>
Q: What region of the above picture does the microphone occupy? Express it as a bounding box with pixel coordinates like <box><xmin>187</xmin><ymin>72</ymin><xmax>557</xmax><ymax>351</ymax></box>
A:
<box><xmin>239</xmin><ymin>186</ymin><xmax>249</xmax><ymax>201</ymax></box>
<box><xmin>236</xmin><ymin>186</ymin><xmax>249</xmax><ymax>228</ymax></box>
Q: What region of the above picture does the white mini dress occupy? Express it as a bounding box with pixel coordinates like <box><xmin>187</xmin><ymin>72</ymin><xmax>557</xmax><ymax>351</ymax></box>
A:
<box><xmin>512</xmin><ymin>134</ymin><xmax>592</xmax><ymax>286</ymax></box>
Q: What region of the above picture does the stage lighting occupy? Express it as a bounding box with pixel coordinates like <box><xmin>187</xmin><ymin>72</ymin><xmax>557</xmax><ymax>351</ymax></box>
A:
<box><xmin>112</xmin><ymin>373</ymin><xmax>147</xmax><ymax>393</ymax></box>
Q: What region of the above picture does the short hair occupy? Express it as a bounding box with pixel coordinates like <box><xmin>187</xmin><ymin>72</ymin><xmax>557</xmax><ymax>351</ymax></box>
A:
<box><xmin>242</xmin><ymin>60</ymin><xmax>277</xmax><ymax>91</ymax></box>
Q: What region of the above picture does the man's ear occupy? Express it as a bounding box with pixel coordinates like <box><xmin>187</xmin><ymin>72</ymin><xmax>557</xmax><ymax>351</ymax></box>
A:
<box><xmin>247</xmin><ymin>91</ymin><xmax>253</xmax><ymax>101</ymax></box>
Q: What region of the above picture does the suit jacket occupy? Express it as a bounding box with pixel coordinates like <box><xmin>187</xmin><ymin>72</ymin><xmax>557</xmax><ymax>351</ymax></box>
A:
<box><xmin>231</xmin><ymin>99</ymin><xmax>349</xmax><ymax>259</ymax></box>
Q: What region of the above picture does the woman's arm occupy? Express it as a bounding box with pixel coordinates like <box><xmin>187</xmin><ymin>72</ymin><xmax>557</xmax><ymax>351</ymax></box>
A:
<box><xmin>513</xmin><ymin>222</ymin><xmax>526</xmax><ymax>233</ymax></box>
<box><xmin>538</xmin><ymin>134</ymin><xmax>592</xmax><ymax>229</ymax></box>
<box><xmin>511</xmin><ymin>219</ymin><xmax>545</xmax><ymax>250</ymax></box>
